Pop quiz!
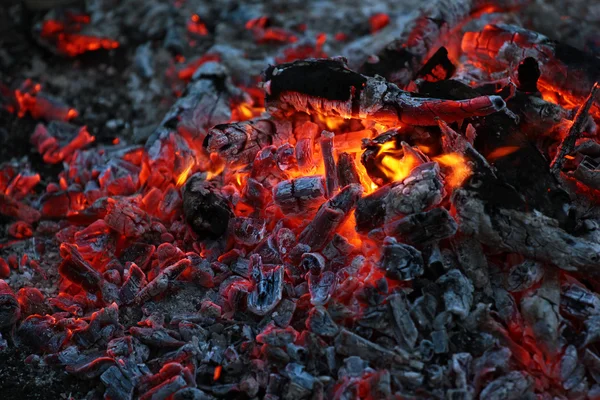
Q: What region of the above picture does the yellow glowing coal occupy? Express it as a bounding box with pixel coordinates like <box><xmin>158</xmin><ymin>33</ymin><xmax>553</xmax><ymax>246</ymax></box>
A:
<box><xmin>433</xmin><ymin>153</ymin><xmax>472</xmax><ymax>189</ymax></box>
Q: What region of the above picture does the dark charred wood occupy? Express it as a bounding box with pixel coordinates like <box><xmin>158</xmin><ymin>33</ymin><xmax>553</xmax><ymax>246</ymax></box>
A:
<box><xmin>463</xmin><ymin>24</ymin><xmax>600</xmax><ymax>100</ymax></box>
<box><xmin>320</xmin><ymin>130</ymin><xmax>338</xmax><ymax>198</ymax></box>
<box><xmin>0</xmin><ymin>280</ymin><xmax>20</xmax><ymax>331</ymax></box>
<box><xmin>298</xmin><ymin>184</ymin><xmax>362</xmax><ymax>251</ymax></box>
<box><xmin>379</xmin><ymin>237</ymin><xmax>424</xmax><ymax>281</ymax></box>
<box><xmin>182</xmin><ymin>173</ymin><xmax>233</xmax><ymax>239</ymax></box>
<box><xmin>414</xmin><ymin>47</ymin><xmax>456</xmax><ymax>83</ymax></box>
<box><xmin>355</xmin><ymin>162</ymin><xmax>444</xmax><ymax>233</ymax></box>
<box><xmin>151</xmin><ymin>62</ymin><xmax>246</xmax><ymax>147</ymax></box>
<box><xmin>360</xmin><ymin>1</ymin><xmax>529</xmax><ymax>86</ymax></box>
<box><xmin>452</xmin><ymin>187</ymin><xmax>600</xmax><ymax>275</ymax></box>
<box><xmin>572</xmin><ymin>156</ymin><xmax>600</xmax><ymax>191</ymax></box>
<box><xmin>265</xmin><ymin>58</ymin><xmax>506</xmax><ymax>126</ymax></box>
<box><xmin>205</xmin><ymin>118</ymin><xmax>293</xmax><ymax>167</ymax></box>
<box><xmin>337</xmin><ymin>152</ymin><xmax>361</xmax><ymax>188</ymax></box>
<box><xmin>273</xmin><ymin>175</ymin><xmax>326</xmax><ymax>215</ymax></box>
<box><xmin>382</xmin><ymin>207</ymin><xmax>458</xmax><ymax>245</ymax></box>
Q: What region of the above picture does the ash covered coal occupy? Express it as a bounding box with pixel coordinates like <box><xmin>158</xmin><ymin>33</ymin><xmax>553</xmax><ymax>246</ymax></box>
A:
<box><xmin>1</xmin><ymin>0</ymin><xmax>600</xmax><ymax>399</ymax></box>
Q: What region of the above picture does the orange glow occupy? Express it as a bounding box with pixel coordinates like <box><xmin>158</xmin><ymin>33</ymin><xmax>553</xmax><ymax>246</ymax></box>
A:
<box><xmin>40</xmin><ymin>18</ymin><xmax>119</xmax><ymax>57</ymax></box>
<box><xmin>486</xmin><ymin>146</ymin><xmax>520</xmax><ymax>162</ymax></box>
<box><xmin>369</xmin><ymin>13</ymin><xmax>390</xmax><ymax>33</ymax></box>
<box><xmin>176</xmin><ymin>162</ymin><xmax>194</xmax><ymax>187</ymax></box>
<box><xmin>187</xmin><ymin>15</ymin><xmax>208</xmax><ymax>36</ymax></box>
<box><xmin>316</xmin><ymin>114</ymin><xmax>346</xmax><ymax>131</ymax></box>
<box><xmin>433</xmin><ymin>153</ymin><xmax>472</xmax><ymax>189</ymax></box>
<box><xmin>378</xmin><ymin>142</ymin><xmax>422</xmax><ymax>182</ymax></box>
<box><xmin>213</xmin><ymin>365</ymin><xmax>222</xmax><ymax>381</ymax></box>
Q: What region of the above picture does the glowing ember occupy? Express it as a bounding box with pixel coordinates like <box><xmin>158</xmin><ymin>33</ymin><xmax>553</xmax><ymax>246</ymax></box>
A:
<box><xmin>40</xmin><ymin>16</ymin><xmax>119</xmax><ymax>57</ymax></box>
<box><xmin>433</xmin><ymin>153</ymin><xmax>472</xmax><ymax>189</ymax></box>
<box><xmin>378</xmin><ymin>142</ymin><xmax>423</xmax><ymax>182</ymax></box>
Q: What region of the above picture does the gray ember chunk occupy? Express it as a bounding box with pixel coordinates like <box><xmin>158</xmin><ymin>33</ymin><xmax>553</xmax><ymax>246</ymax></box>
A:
<box><xmin>506</xmin><ymin>260</ymin><xmax>544</xmax><ymax>292</ymax></box>
<box><xmin>247</xmin><ymin>255</ymin><xmax>284</xmax><ymax>316</ymax></box>
<box><xmin>101</xmin><ymin>365</ymin><xmax>135</xmax><ymax>400</ymax></box>
<box><xmin>479</xmin><ymin>371</ymin><xmax>535</xmax><ymax>400</ymax></box>
<box><xmin>379</xmin><ymin>237</ymin><xmax>424</xmax><ymax>281</ymax></box>
<box><xmin>271</xmin><ymin>299</ymin><xmax>296</xmax><ymax>328</ymax></box>
<box><xmin>410</xmin><ymin>293</ymin><xmax>438</xmax><ymax>331</ymax></box>
<box><xmin>437</xmin><ymin>269</ymin><xmax>474</xmax><ymax>320</ymax></box>
<box><xmin>334</xmin><ymin>329</ymin><xmax>404</xmax><ymax>366</ymax></box>
<box><xmin>306</xmin><ymin>306</ymin><xmax>339</xmax><ymax>338</ymax></box>
<box><xmin>384</xmin><ymin>207</ymin><xmax>458</xmax><ymax>245</ymax></box>
<box><xmin>561</xmin><ymin>283</ymin><xmax>600</xmax><ymax>319</ymax></box>
<box><xmin>182</xmin><ymin>173</ymin><xmax>233</xmax><ymax>239</ymax></box>
<box><xmin>172</xmin><ymin>388</ymin><xmax>214</xmax><ymax>400</ymax></box>
<box><xmin>388</xmin><ymin>293</ymin><xmax>418</xmax><ymax>350</ymax></box>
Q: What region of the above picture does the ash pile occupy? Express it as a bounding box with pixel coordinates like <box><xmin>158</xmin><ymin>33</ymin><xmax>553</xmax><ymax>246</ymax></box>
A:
<box><xmin>1</xmin><ymin>0</ymin><xmax>600</xmax><ymax>399</ymax></box>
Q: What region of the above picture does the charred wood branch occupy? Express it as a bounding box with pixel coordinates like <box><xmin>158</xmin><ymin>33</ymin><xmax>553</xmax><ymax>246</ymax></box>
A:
<box><xmin>134</xmin><ymin>259</ymin><xmax>191</xmax><ymax>304</ymax></box>
<box><xmin>452</xmin><ymin>188</ymin><xmax>600</xmax><ymax>275</ymax></box>
<box><xmin>298</xmin><ymin>184</ymin><xmax>363</xmax><ymax>251</ymax></box>
<box><xmin>551</xmin><ymin>83</ymin><xmax>599</xmax><ymax>175</ymax></box>
<box><xmin>334</xmin><ymin>329</ymin><xmax>406</xmax><ymax>366</ymax></box>
<box><xmin>463</xmin><ymin>24</ymin><xmax>600</xmax><ymax>100</ymax></box>
<box><xmin>264</xmin><ymin>58</ymin><xmax>506</xmax><ymax>126</ymax></box>
<box><xmin>205</xmin><ymin>118</ymin><xmax>293</xmax><ymax>167</ymax></box>
<box><xmin>182</xmin><ymin>173</ymin><xmax>233</xmax><ymax>239</ymax></box>
<box><xmin>450</xmin><ymin>234</ymin><xmax>492</xmax><ymax>295</ymax></box>
<box><xmin>359</xmin><ymin>0</ymin><xmax>529</xmax><ymax>86</ymax></box>
<box><xmin>320</xmin><ymin>130</ymin><xmax>338</xmax><ymax>198</ymax></box>
<box><xmin>355</xmin><ymin>162</ymin><xmax>444</xmax><ymax>233</ymax></box>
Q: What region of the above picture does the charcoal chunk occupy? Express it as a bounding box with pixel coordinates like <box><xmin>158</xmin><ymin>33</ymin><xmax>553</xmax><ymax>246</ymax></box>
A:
<box><xmin>182</xmin><ymin>173</ymin><xmax>233</xmax><ymax>238</ymax></box>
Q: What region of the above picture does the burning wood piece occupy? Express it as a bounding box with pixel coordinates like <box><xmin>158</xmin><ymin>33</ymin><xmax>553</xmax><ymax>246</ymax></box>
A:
<box><xmin>182</xmin><ymin>173</ymin><xmax>233</xmax><ymax>239</ymax></box>
<box><xmin>247</xmin><ymin>254</ymin><xmax>284</xmax><ymax>316</ymax></box>
<box><xmin>273</xmin><ymin>175</ymin><xmax>326</xmax><ymax>215</ymax></box>
<box><xmin>336</xmin><ymin>152</ymin><xmax>361</xmax><ymax>187</ymax></box>
<box><xmin>359</xmin><ymin>0</ymin><xmax>529</xmax><ymax>86</ymax></box>
<box><xmin>462</xmin><ymin>24</ymin><xmax>600</xmax><ymax>100</ymax></box>
<box><xmin>378</xmin><ymin>237</ymin><xmax>424</xmax><ymax>281</ymax></box>
<box><xmin>30</xmin><ymin>122</ymin><xmax>94</xmax><ymax>164</ymax></box>
<box><xmin>320</xmin><ymin>130</ymin><xmax>338</xmax><ymax>198</ymax></box>
<box><xmin>158</xmin><ymin>62</ymin><xmax>248</xmax><ymax>146</ymax></box>
<box><xmin>298</xmin><ymin>183</ymin><xmax>363</xmax><ymax>251</ymax></box>
<box><xmin>362</xmin><ymin>138</ymin><xmax>430</xmax><ymax>186</ymax></box>
<box><xmin>231</xmin><ymin>217</ymin><xmax>267</xmax><ymax>246</ymax></box>
<box><xmin>0</xmin><ymin>280</ymin><xmax>20</xmax><ymax>336</ymax></box>
<box><xmin>452</xmin><ymin>187</ymin><xmax>600</xmax><ymax>275</ymax></box>
<box><xmin>119</xmin><ymin>264</ymin><xmax>147</xmax><ymax>305</ymax></box>
<box><xmin>205</xmin><ymin>118</ymin><xmax>293</xmax><ymax>167</ymax></box>
<box><xmin>550</xmin><ymin>83</ymin><xmax>599</xmax><ymax>175</ymax></box>
<box><xmin>134</xmin><ymin>259</ymin><xmax>191</xmax><ymax>304</ymax></box>
<box><xmin>382</xmin><ymin>207</ymin><xmax>458</xmax><ymax>245</ymax></box>
<box><xmin>571</xmin><ymin>156</ymin><xmax>600</xmax><ymax>191</ymax></box>
<box><xmin>264</xmin><ymin>58</ymin><xmax>506</xmax><ymax>126</ymax></box>
<box><xmin>355</xmin><ymin>162</ymin><xmax>444</xmax><ymax>233</ymax></box>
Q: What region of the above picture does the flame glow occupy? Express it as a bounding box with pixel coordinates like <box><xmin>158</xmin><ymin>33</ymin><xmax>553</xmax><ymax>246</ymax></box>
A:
<box><xmin>378</xmin><ymin>142</ymin><xmax>422</xmax><ymax>182</ymax></box>
<box><xmin>433</xmin><ymin>153</ymin><xmax>472</xmax><ymax>189</ymax></box>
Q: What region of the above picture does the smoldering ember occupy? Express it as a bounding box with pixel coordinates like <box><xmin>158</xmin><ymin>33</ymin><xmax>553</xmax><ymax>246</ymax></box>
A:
<box><xmin>2</xmin><ymin>0</ymin><xmax>600</xmax><ymax>399</ymax></box>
